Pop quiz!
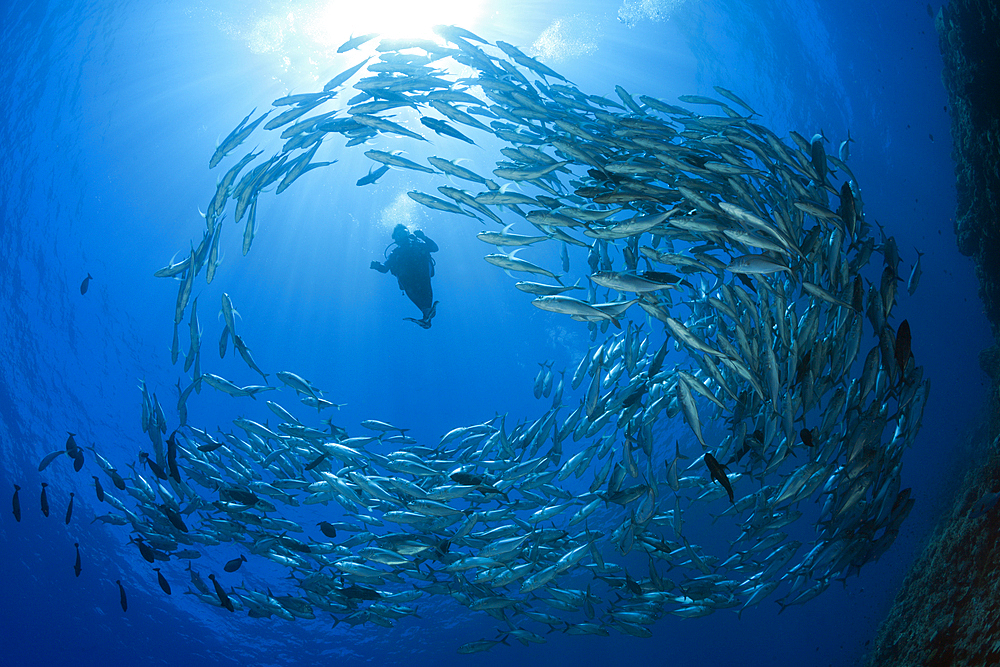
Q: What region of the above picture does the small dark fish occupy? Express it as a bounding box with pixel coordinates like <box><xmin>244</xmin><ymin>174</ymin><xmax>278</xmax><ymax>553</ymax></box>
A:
<box><xmin>166</xmin><ymin>431</ymin><xmax>181</xmax><ymax>483</ymax></box>
<box><xmin>65</xmin><ymin>492</ymin><xmax>75</xmax><ymax>525</ymax></box>
<box><xmin>640</xmin><ymin>270</ymin><xmax>682</xmax><ymax>285</ymax></box>
<box><xmin>110</xmin><ymin>469</ymin><xmax>127</xmax><ymax>491</ymax></box>
<box><xmin>449</xmin><ymin>472</ymin><xmax>507</xmax><ymax>499</ymax></box>
<box><xmin>342</xmin><ymin>585</ymin><xmax>381</xmax><ymax>601</ymax></box>
<box><xmin>839</xmin><ymin>181</ymin><xmax>857</xmax><ymax>238</ymax></box>
<box><xmin>40</xmin><ymin>482</ymin><xmax>50</xmax><ymax>517</ymax></box>
<box><xmin>12</xmin><ymin>484</ymin><xmax>21</xmax><ymax>522</ymax></box>
<box><xmin>704</xmin><ymin>452</ymin><xmax>734</xmax><ymax>504</ymax></box>
<box><xmin>117</xmin><ymin>580</ymin><xmax>128</xmax><ymax>612</ymax></box>
<box><xmin>625</xmin><ymin>571</ymin><xmax>643</xmax><ymax>595</ymax></box>
<box><xmin>133</xmin><ymin>536</ymin><xmax>155</xmax><ymax>563</ymax></box>
<box><xmin>72</xmin><ymin>450</ymin><xmax>84</xmax><ymax>472</ymax></box>
<box><xmin>450</xmin><ymin>472</ymin><xmax>484</xmax><ymax>486</ymax></box>
<box><xmin>220</xmin><ymin>488</ymin><xmax>259</xmax><ymax>506</ymax></box>
<box><xmin>621</xmin><ymin>384</ymin><xmax>647</xmax><ymax>408</ymax></box>
<box><xmin>38</xmin><ymin>450</ymin><xmax>65</xmax><ymax>472</ymax></box>
<box><xmin>139</xmin><ymin>452</ymin><xmax>168</xmax><ymax>480</ymax></box>
<box><xmin>162</xmin><ymin>505</ymin><xmax>188</xmax><ymax>533</ymax></box>
<box><xmin>74</xmin><ymin>543</ymin><xmax>82</xmax><ymax>577</ymax></box>
<box><xmin>795</xmin><ymin>351</ymin><xmax>812</xmax><ymax>385</ymax></box>
<box><xmin>647</xmin><ymin>340</ymin><xmax>669</xmax><ymax>379</ymax></box>
<box><xmin>800</xmin><ymin>428</ymin><xmax>814</xmax><ymax>447</ymax></box>
<box><xmin>435</xmin><ymin>539</ymin><xmax>451</xmax><ymax>557</ymax></box>
<box><xmin>317</xmin><ymin>521</ymin><xmax>338</xmax><ymax>539</ymax></box>
<box><xmin>153</xmin><ymin>567</ymin><xmax>171</xmax><ymax>595</ymax></box>
<box><xmin>80</xmin><ymin>273</ymin><xmax>93</xmax><ymax>295</ymax></box>
<box><xmin>852</xmin><ymin>275</ymin><xmax>864</xmax><ymax>312</ymax></box>
<box><xmin>735</xmin><ymin>273</ymin><xmax>757</xmax><ymax>293</ymax></box>
<box><xmin>65</xmin><ymin>432</ymin><xmax>80</xmax><ymax>456</ymax></box>
<box><xmin>304</xmin><ymin>453</ymin><xmax>328</xmax><ymax>471</ymax></box>
<box><xmin>356</xmin><ymin>164</ymin><xmax>390</xmax><ymax>187</ymax></box>
<box><xmin>278</xmin><ymin>536</ymin><xmax>312</xmax><ymax>554</ymax></box>
<box><xmin>224</xmin><ymin>554</ymin><xmax>247</xmax><ymax>573</ymax></box>
<box><xmin>93</xmin><ymin>476</ymin><xmax>105</xmax><ymax>502</ymax></box>
<box><xmin>895</xmin><ymin>319</ymin><xmax>912</xmax><ymax>375</ymax></box>
<box><xmin>208</xmin><ymin>574</ymin><xmax>235</xmax><ymax>612</ymax></box>
<box><xmin>219</xmin><ymin>325</ymin><xmax>229</xmax><ymax>359</ymax></box>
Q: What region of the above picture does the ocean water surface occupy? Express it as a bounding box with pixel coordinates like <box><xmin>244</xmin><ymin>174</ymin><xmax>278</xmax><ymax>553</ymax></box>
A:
<box><xmin>0</xmin><ymin>1</ymin><xmax>991</xmax><ymax>666</ymax></box>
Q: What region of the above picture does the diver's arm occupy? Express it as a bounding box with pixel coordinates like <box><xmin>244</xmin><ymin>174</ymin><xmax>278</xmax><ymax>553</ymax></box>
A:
<box><xmin>370</xmin><ymin>260</ymin><xmax>389</xmax><ymax>273</ymax></box>
<box><xmin>414</xmin><ymin>230</ymin><xmax>438</xmax><ymax>252</ymax></box>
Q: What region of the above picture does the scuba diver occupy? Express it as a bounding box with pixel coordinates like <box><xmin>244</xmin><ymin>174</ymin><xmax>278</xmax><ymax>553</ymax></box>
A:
<box><xmin>371</xmin><ymin>224</ymin><xmax>439</xmax><ymax>328</ymax></box>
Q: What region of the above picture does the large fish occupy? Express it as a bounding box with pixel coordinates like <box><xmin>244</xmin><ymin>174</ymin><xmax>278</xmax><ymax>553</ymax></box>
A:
<box><xmin>210</xmin><ymin>109</ymin><xmax>271</xmax><ymax>169</ymax></box>
<box><xmin>485</xmin><ymin>253</ymin><xmax>562</xmax><ymax>283</ymax></box>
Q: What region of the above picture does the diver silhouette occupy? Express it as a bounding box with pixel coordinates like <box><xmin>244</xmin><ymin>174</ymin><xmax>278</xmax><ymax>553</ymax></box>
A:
<box><xmin>371</xmin><ymin>224</ymin><xmax>439</xmax><ymax>328</ymax></box>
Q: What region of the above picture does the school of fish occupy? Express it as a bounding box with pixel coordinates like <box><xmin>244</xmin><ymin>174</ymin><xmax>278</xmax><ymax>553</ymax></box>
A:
<box><xmin>21</xmin><ymin>26</ymin><xmax>928</xmax><ymax>651</ymax></box>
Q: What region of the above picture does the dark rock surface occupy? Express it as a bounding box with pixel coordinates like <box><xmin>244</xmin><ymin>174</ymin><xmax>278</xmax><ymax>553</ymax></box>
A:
<box><xmin>867</xmin><ymin>435</ymin><xmax>1000</xmax><ymax>667</ymax></box>
<box><xmin>936</xmin><ymin>0</ymin><xmax>1000</xmax><ymax>338</ymax></box>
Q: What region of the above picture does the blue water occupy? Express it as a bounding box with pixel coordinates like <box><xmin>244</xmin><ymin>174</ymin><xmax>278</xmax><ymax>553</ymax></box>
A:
<box><xmin>0</xmin><ymin>1</ymin><xmax>991</xmax><ymax>666</ymax></box>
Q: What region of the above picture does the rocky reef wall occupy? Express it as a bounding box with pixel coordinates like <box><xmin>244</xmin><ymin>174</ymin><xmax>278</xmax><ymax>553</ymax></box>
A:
<box><xmin>937</xmin><ymin>1</ymin><xmax>1000</xmax><ymax>338</ymax></box>
<box><xmin>866</xmin><ymin>2</ymin><xmax>1000</xmax><ymax>665</ymax></box>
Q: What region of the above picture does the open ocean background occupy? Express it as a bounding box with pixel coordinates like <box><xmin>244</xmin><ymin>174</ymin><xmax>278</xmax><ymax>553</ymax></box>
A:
<box><xmin>0</xmin><ymin>1</ymin><xmax>993</xmax><ymax>666</ymax></box>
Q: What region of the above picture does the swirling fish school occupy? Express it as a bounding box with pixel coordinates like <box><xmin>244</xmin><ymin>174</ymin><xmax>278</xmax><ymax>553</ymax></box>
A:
<box><xmin>117</xmin><ymin>26</ymin><xmax>927</xmax><ymax>650</ymax></box>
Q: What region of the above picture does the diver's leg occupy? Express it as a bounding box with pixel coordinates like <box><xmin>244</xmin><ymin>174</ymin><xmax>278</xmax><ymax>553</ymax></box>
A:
<box><xmin>406</xmin><ymin>280</ymin><xmax>433</xmax><ymax>320</ymax></box>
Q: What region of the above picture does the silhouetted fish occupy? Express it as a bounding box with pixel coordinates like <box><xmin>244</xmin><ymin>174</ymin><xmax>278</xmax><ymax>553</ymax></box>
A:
<box><xmin>80</xmin><ymin>273</ymin><xmax>93</xmax><ymax>295</ymax></box>
<box><xmin>209</xmin><ymin>574</ymin><xmax>234</xmax><ymax>612</ymax></box>
<box><xmin>154</xmin><ymin>568</ymin><xmax>171</xmax><ymax>595</ymax></box>
<box><xmin>450</xmin><ymin>472</ymin><xmax>484</xmax><ymax>486</ymax></box>
<box><xmin>65</xmin><ymin>432</ymin><xmax>79</xmax><ymax>456</ymax></box>
<box><xmin>166</xmin><ymin>431</ymin><xmax>181</xmax><ymax>483</ymax></box>
<box><xmin>37</xmin><ymin>450</ymin><xmax>65</xmax><ymax>472</ymax></box>
<box><xmin>342</xmin><ymin>585</ymin><xmax>381</xmax><ymax>601</ymax></box>
<box><xmin>12</xmin><ymin>484</ymin><xmax>21</xmax><ymax>522</ymax></box>
<box><xmin>317</xmin><ymin>521</ymin><xmax>337</xmax><ymax>539</ymax></box>
<box><xmin>74</xmin><ymin>543</ymin><xmax>82</xmax><ymax>577</ymax></box>
<box><xmin>224</xmin><ymin>555</ymin><xmax>247</xmax><ymax>573</ymax></box>
<box><xmin>895</xmin><ymin>319</ymin><xmax>911</xmax><ymax>374</ymax></box>
<box><xmin>304</xmin><ymin>453</ymin><xmax>328</xmax><ymax>471</ymax></box>
<box><xmin>704</xmin><ymin>452</ymin><xmax>735</xmax><ymax>504</ymax></box>
<box><xmin>92</xmin><ymin>476</ymin><xmax>105</xmax><ymax>502</ymax></box>
<box><xmin>625</xmin><ymin>571</ymin><xmax>642</xmax><ymax>595</ymax></box>
<box><xmin>133</xmin><ymin>536</ymin><xmax>155</xmax><ymax>563</ymax></box>
<box><xmin>162</xmin><ymin>505</ymin><xmax>188</xmax><ymax>533</ymax></box>
<box><xmin>139</xmin><ymin>452</ymin><xmax>168</xmax><ymax>480</ymax></box>
<box><xmin>116</xmin><ymin>580</ymin><xmax>128</xmax><ymax>612</ymax></box>
<box><xmin>40</xmin><ymin>483</ymin><xmax>49</xmax><ymax>517</ymax></box>
<box><xmin>65</xmin><ymin>492</ymin><xmax>74</xmax><ymax>525</ymax></box>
